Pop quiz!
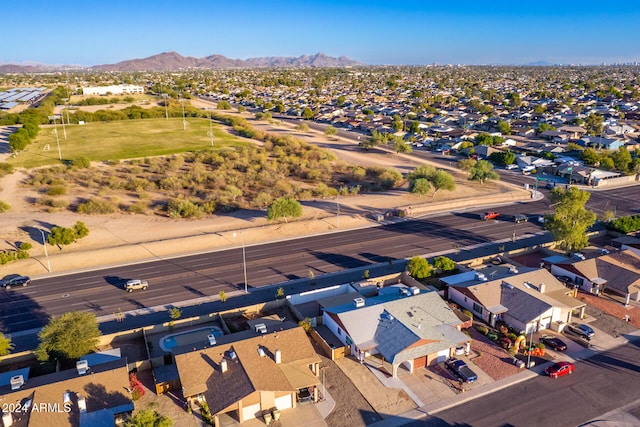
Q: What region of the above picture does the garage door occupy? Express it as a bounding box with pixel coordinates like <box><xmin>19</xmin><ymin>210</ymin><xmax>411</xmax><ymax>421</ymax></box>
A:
<box><xmin>540</xmin><ymin>317</ymin><xmax>552</xmax><ymax>330</ymax></box>
<box><xmin>414</xmin><ymin>356</ymin><xmax>427</xmax><ymax>369</ymax></box>
<box><xmin>242</xmin><ymin>403</ymin><xmax>261</xmax><ymax>421</ymax></box>
<box><xmin>437</xmin><ymin>349</ymin><xmax>450</xmax><ymax>363</ymax></box>
<box><xmin>275</xmin><ymin>394</ymin><xmax>292</xmax><ymax>410</ymax></box>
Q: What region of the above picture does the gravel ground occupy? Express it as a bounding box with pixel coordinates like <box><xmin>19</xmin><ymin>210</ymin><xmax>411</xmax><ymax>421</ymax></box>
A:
<box><xmin>575</xmin><ymin>291</ymin><xmax>640</xmax><ymax>336</ymax></box>
<box><xmin>467</xmin><ymin>327</ymin><xmax>523</xmax><ymax>381</ymax></box>
<box><xmin>309</xmin><ymin>340</ymin><xmax>382</xmax><ymax>427</ymax></box>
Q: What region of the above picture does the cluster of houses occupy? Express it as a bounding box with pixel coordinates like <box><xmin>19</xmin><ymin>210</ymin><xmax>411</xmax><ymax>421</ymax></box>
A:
<box><xmin>2</xmin><ymin>242</ymin><xmax>640</xmax><ymax>426</ymax></box>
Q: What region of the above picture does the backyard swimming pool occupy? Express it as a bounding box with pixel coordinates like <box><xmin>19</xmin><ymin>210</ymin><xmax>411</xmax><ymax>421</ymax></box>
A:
<box><xmin>160</xmin><ymin>326</ymin><xmax>224</xmax><ymax>352</ymax></box>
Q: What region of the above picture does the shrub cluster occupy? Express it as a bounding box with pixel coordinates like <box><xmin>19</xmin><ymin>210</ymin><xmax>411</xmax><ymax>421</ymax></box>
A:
<box><xmin>607</xmin><ymin>214</ymin><xmax>640</xmax><ymax>233</ymax></box>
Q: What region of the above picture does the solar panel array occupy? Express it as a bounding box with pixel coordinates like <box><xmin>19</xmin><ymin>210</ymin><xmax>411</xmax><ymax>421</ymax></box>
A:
<box><xmin>0</xmin><ymin>87</ymin><xmax>46</xmax><ymax>110</ymax></box>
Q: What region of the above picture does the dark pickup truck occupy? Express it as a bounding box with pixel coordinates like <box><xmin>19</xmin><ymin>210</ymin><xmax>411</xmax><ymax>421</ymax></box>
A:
<box><xmin>444</xmin><ymin>358</ymin><xmax>478</xmax><ymax>383</ymax></box>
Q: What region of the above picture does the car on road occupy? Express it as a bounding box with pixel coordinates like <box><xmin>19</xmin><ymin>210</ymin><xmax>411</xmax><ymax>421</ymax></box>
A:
<box><xmin>565</xmin><ymin>322</ymin><xmax>595</xmax><ymax>340</ymax></box>
<box><xmin>124</xmin><ymin>279</ymin><xmax>149</xmax><ymax>292</ymax></box>
<box><xmin>1</xmin><ymin>275</ymin><xmax>31</xmax><ymax>289</ymax></box>
<box><xmin>539</xmin><ymin>335</ymin><xmax>567</xmax><ymax>351</ymax></box>
<box><xmin>505</xmin><ymin>164</ymin><xmax>518</xmax><ymax>170</ymax></box>
<box><xmin>514</xmin><ymin>214</ymin><xmax>528</xmax><ymax>223</ymax></box>
<box><xmin>545</xmin><ymin>361</ymin><xmax>574</xmax><ymax>379</ymax></box>
<box><xmin>444</xmin><ymin>358</ymin><xmax>478</xmax><ymax>383</ymax></box>
<box><xmin>480</xmin><ymin>211</ymin><xmax>500</xmax><ymax>220</ymax></box>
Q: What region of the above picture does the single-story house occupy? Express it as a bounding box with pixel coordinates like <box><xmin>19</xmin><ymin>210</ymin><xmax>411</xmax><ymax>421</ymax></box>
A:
<box><xmin>444</xmin><ymin>267</ymin><xmax>585</xmax><ymax>334</ymax></box>
<box><xmin>551</xmin><ymin>250</ymin><xmax>640</xmax><ymax>305</ymax></box>
<box><xmin>174</xmin><ymin>326</ymin><xmax>321</xmax><ymax>426</ymax></box>
<box><xmin>322</xmin><ymin>291</ymin><xmax>470</xmax><ymax>377</ymax></box>
<box><xmin>579</xmin><ymin>136</ymin><xmax>625</xmax><ymax>151</ymax></box>
<box><xmin>0</xmin><ymin>358</ymin><xmax>133</xmax><ymax>427</ymax></box>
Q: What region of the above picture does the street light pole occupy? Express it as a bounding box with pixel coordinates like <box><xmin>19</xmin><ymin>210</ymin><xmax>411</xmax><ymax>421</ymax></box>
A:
<box><xmin>38</xmin><ymin>229</ymin><xmax>51</xmax><ymax>272</ymax></box>
<box><xmin>234</xmin><ymin>231</ymin><xmax>248</xmax><ymax>293</ymax></box>
<box><xmin>48</xmin><ymin>115</ymin><xmax>63</xmax><ymax>160</ymax></box>
<box><xmin>208</xmin><ymin>109</ymin><xmax>214</xmax><ymax>147</ymax></box>
<box><xmin>336</xmin><ymin>194</ymin><xmax>340</xmax><ymax>229</ymax></box>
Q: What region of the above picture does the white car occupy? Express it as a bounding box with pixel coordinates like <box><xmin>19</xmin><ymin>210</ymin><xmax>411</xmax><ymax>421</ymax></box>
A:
<box><xmin>505</xmin><ymin>164</ymin><xmax>518</xmax><ymax>170</ymax></box>
<box><xmin>573</xmin><ymin>253</ymin><xmax>586</xmax><ymax>261</ymax></box>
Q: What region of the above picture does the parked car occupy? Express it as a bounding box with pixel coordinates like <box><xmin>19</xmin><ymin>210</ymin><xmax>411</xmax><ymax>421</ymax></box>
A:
<box><xmin>539</xmin><ymin>335</ymin><xmax>567</xmax><ymax>351</ymax></box>
<box><xmin>514</xmin><ymin>214</ymin><xmax>528</xmax><ymax>223</ymax></box>
<box><xmin>444</xmin><ymin>358</ymin><xmax>478</xmax><ymax>383</ymax></box>
<box><xmin>124</xmin><ymin>279</ymin><xmax>149</xmax><ymax>292</ymax></box>
<box><xmin>565</xmin><ymin>322</ymin><xmax>595</xmax><ymax>340</ymax></box>
<box><xmin>1</xmin><ymin>275</ymin><xmax>31</xmax><ymax>289</ymax></box>
<box><xmin>598</xmin><ymin>248</ymin><xmax>610</xmax><ymax>255</ymax></box>
<box><xmin>505</xmin><ymin>164</ymin><xmax>518</xmax><ymax>170</ymax></box>
<box><xmin>545</xmin><ymin>361</ymin><xmax>574</xmax><ymax>379</ymax></box>
<box><xmin>480</xmin><ymin>211</ymin><xmax>500</xmax><ymax>220</ymax></box>
<box><xmin>573</xmin><ymin>252</ymin><xmax>586</xmax><ymax>261</ymax></box>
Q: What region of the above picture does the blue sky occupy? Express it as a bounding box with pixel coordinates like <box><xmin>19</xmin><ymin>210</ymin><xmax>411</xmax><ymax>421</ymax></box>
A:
<box><xmin>4</xmin><ymin>0</ymin><xmax>640</xmax><ymax>66</ymax></box>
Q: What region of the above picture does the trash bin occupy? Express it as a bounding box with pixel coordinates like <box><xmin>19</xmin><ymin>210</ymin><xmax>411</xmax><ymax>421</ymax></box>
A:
<box><xmin>263</xmin><ymin>412</ymin><xmax>272</xmax><ymax>425</ymax></box>
<box><xmin>272</xmin><ymin>409</ymin><xmax>280</xmax><ymax>421</ymax></box>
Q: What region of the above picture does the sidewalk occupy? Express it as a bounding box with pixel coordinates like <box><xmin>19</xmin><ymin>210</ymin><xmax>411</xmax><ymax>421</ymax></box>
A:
<box><xmin>369</xmin><ymin>329</ymin><xmax>640</xmax><ymax>427</ymax></box>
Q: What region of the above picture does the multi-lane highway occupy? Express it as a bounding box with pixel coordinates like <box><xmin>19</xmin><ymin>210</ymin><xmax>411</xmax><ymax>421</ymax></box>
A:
<box><xmin>2</xmin><ymin>182</ymin><xmax>639</xmax><ymax>336</ymax></box>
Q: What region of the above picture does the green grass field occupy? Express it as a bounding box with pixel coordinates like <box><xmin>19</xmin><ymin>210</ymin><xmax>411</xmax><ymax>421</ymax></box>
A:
<box><xmin>8</xmin><ymin>117</ymin><xmax>250</xmax><ymax>168</ymax></box>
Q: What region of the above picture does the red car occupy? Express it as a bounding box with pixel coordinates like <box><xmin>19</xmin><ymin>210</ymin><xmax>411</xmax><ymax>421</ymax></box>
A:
<box><xmin>480</xmin><ymin>211</ymin><xmax>500</xmax><ymax>220</ymax></box>
<box><xmin>545</xmin><ymin>361</ymin><xmax>574</xmax><ymax>379</ymax></box>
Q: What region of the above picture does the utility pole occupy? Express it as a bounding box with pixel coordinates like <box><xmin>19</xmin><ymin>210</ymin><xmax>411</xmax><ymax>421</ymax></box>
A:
<box><xmin>38</xmin><ymin>228</ymin><xmax>51</xmax><ymax>272</ymax></box>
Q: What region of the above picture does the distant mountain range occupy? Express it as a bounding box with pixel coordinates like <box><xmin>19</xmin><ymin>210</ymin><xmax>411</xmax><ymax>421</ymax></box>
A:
<box><xmin>0</xmin><ymin>52</ymin><xmax>363</xmax><ymax>73</ymax></box>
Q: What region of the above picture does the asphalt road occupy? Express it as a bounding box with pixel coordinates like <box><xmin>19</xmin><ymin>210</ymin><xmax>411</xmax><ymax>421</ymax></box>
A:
<box><xmin>421</xmin><ymin>339</ymin><xmax>640</xmax><ymax>427</ymax></box>
<box><xmin>2</xmin><ymin>180</ymin><xmax>639</xmax><ymax>336</ymax></box>
<box><xmin>1</xmin><ymin>207</ymin><xmax>551</xmax><ymax>334</ymax></box>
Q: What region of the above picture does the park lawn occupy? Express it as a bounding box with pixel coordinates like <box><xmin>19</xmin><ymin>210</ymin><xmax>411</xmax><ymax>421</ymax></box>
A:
<box><xmin>9</xmin><ymin>117</ymin><xmax>250</xmax><ymax>168</ymax></box>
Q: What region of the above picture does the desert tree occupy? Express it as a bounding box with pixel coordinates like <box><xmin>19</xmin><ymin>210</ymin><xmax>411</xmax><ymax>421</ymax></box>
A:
<box><xmin>35</xmin><ymin>311</ymin><xmax>101</xmax><ymax>361</ymax></box>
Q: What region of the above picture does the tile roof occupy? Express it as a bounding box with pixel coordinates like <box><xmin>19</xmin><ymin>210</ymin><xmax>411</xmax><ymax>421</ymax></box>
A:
<box><xmin>331</xmin><ymin>292</ymin><xmax>469</xmax><ymax>364</ymax></box>
<box><xmin>0</xmin><ymin>359</ymin><xmax>132</xmax><ymax>427</ymax></box>
<box><xmin>175</xmin><ymin>326</ymin><xmax>320</xmax><ymax>415</ymax></box>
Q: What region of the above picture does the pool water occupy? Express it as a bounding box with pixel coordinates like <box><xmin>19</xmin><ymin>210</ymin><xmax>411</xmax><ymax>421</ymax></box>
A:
<box><xmin>160</xmin><ymin>326</ymin><xmax>223</xmax><ymax>352</ymax></box>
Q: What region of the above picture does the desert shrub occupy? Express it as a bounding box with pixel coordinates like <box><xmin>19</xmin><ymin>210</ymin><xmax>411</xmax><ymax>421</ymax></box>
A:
<box><xmin>462</xmin><ymin>309</ymin><xmax>473</xmax><ymax>321</ymax></box>
<box><xmin>76</xmin><ymin>198</ymin><xmax>118</xmax><ymax>214</ymax></box>
<box><xmin>475</xmin><ymin>325</ymin><xmax>489</xmax><ymax>335</ymax></box>
<box><xmin>0</xmin><ymin>162</ymin><xmax>14</xmax><ymax>177</ymax></box>
<box><xmin>127</xmin><ymin>202</ymin><xmax>149</xmax><ymax>214</ymax></box>
<box><xmin>46</xmin><ymin>185</ymin><xmax>67</xmax><ymax>196</ymax></box>
<box><xmin>70</xmin><ymin>155</ymin><xmax>91</xmax><ymax>168</ymax></box>
<box><xmin>124</xmin><ymin>177</ymin><xmax>153</xmax><ymax>192</ymax></box>
<box><xmin>0</xmin><ymin>201</ymin><xmax>11</xmax><ymax>213</ymax></box>
<box><xmin>507</xmin><ymin>332</ymin><xmax>517</xmax><ymax>342</ymax></box>
<box><xmin>39</xmin><ymin>197</ymin><xmax>69</xmax><ymax>210</ymax></box>
<box><xmin>0</xmin><ymin>250</ymin><xmax>29</xmax><ymax>265</ymax></box>
<box><xmin>158</xmin><ymin>176</ymin><xmax>183</xmax><ymax>190</ymax></box>
<box><xmin>19</xmin><ymin>242</ymin><xmax>32</xmax><ymax>251</ymax></box>
<box><xmin>166</xmin><ymin>199</ymin><xmax>205</xmax><ymax>219</ymax></box>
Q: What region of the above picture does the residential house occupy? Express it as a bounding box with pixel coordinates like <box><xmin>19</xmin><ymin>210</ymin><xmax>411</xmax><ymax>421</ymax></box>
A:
<box><xmin>322</xmin><ymin>291</ymin><xmax>470</xmax><ymax>377</ymax></box>
<box><xmin>444</xmin><ymin>267</ymin><xmax>585</xmax><ymax>334</ymax></box>
<box><xmin>557</xmin><ymin>125</ymin><xmax>588</xmax><ymax>140</ymax></box>
<box><xmin>612</xmin><ymin>235</ymin><xmax>640</xmax><ymax>257</ymax></box>
<box><xmin>579</xmin><ymin>136</ymin><xmax>625</xmax><ymax>151</ymax></box>
<box><xmin>550</xmin><ymin>250</ymin><xmax>640</xmax><ymax>305</ymax></box>
<box><xmin>0</xmin><ymin>358</ymin><xmax>133</xmax><ymax>427</ymax></box>
<box><xmin>174</xmin><ymin>326</ymin><xmax>321</xmax><ymax>426</ymax></box>
<box><xmin>474</xmin><ymin>145</ymin><xmax>501</xmax><ymax>159</ymax></box>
